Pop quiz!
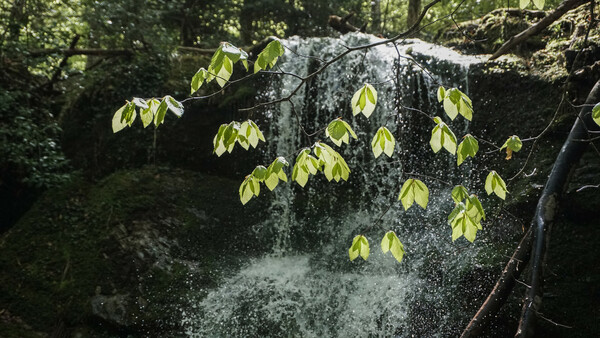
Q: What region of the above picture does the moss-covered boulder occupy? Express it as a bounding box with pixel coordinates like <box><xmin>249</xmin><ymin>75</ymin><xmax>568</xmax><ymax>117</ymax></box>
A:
<box><xmin>0</xmin><ymin>167</ymin><xmax>268</xmax><ymax>336</ymax></box>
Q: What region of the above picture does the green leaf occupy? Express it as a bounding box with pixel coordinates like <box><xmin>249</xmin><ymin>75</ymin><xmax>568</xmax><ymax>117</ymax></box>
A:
<box><xmin>239</xmin><ymin>175</ymin><xmax>258</xmax><ymax>205</ymax></box>
<box><xmin>314</xmin><ymin>142</ymin><xmax>350</xmax><ymax>182</ymax></box>
<box><xmin>213</xmin><ymin>124</ymin><xmax>228</xmax><ymax>156</ymax></box>
<box><xmin>292</xmin><ymin>149</ymin><xmax>312</xmax><ymax>187</ymax></box>
<box><xmin>500</xmin><ymin>135</ymin><xmax>522</xmax><ymax>160</ymax></box>
<box><xmin>466</xmin><ymin>194</ymin><xmax>486</xmax><ymax>222</ymax></box>
<box><xmin>457</xmin><ymin>134</ymin><xmax>479</xmax><ymax>165</ymax></box>
<box><xmin>532</xmin><ymin>0</ymin><xmax>545</xmax><ymax>10</ymax></box>
<box><xmin>449</xmin><ymin>208</ymin><xmax>481</xmax><ymax>243</ymax></box>
<box><xmin>381</xmin><ymin>231</ymin><xmax>405</xmax><ymax>263</ymax></box>
<box><xmin>140</xmin><ymin>107</ymin><xmax>153</xmax><ymax>128</ymax></box>
<box><xmin>349</xmin><ymin>235</ymin><xmax>370</xmax><ymax>261</ymax></box>
<box><xmin>165</xmin><ymin>95</ymin><xmax>184</xmax><ymax>117</ymax></box>
<box><xmin>265</xmin><ymin>157</ymin><xmax>289</xmax><ymax>191</ymax></box>
<box><xmin>441</xmin><ymin>88</ymin><xmax>473</xmax><ymax>121</ymax></box>
<box><xmin>443</xmin><ymin>94</ymin><xmax>459</xmax><ymax>120</ymax></box>
<box><xmin>191</xmin><ymin>68</ymin><xmax>208</xmax><ymax>94</ymax></box>
<box><xmin>112</xmin><ymin>104</ymin><xmax>128</xmax><ymax>133</ymax></box>
<box><xmin>520</xmin><ymin>0</ymin><xmax>531</xmax><ymax>9</ymax></box>
<box><xmin>398</xmin><ymin>179</ymin><xmax>429</xmax><ymax>210</ymax></box>
<box><xmin>253</xmin><ymin>39</ymin><xmax>285</xmax><ymax>73</ymax></box>
<box><xmin>252</xmin><ymin>165</ymin><xmax>268</xmax><ymax>181</ymax></box>
<box><xmin>325</xmin><ymin>118</ymin><xmax>357</xmax><ymax>146</ymax></box>
<box><xmin>430</xmin><ymin>118</ymin><xmax>457</xmax><ymax>155</ymax></box>
<box><xmin>371</xmin><ymin>126</ymin><xmax>395</xmax><ymax>158</ymax></box>
<box><xmin>153</xmin><ymin>99</ymin><xmax>168</xmax><ymax>127</ymax></box>
<box><xmin>485</xmin><ymin>171</ymin><xmax>508</xmax><ymax>200</ymax></box>
<box><xmin>451</xmin><ymin>185</ymin><xmax>469</xmax><ymax>204</ymax></box>
<box><xmin>437</xmin><ymin>86</ymin><xmax>445</xmax><ymax>103</ymax></box>
<box><xmin>592</xmin><ymin>103</ymin><xmax>600</xmax><ymax>126</ymax></box>
<box><xmin>351</xmin><ymin>84</ymin><xmax>377</xmax><ymax>118</ymax></box>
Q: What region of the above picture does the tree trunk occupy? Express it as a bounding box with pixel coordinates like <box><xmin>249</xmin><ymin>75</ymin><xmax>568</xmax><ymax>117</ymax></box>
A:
<box><xmin>371</xmin><ymin>0</ymin><xmax>382</xmax><ymax>34</ymax></box>
<box><xmin>516</xmin><ymin>79</ymin><xmax>600</xmax><ymax>337</ymax></box>
<box><xmin>407</xmin><ymin>0</ymin><xmax>422</xmax><ymax>29</ymax></box>
<box><xmin>240</xmin><ymin>1</ymin><xmax>254</xmax><ymax>45</ymax></box>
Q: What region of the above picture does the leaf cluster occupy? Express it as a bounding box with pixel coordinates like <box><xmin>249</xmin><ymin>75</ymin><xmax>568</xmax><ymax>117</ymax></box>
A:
<box><xmin>112</xmin><ymin>96</ymin><xmax>184</xmax><ymax>133</ymax></box>
<box><xmin>213</xmin><ymin>120</ymin><xmax>266</xmax><ymax>156</ymax></box>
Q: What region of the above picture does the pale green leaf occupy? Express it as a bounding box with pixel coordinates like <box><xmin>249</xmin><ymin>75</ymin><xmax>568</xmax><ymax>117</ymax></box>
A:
<box><xmin>153</xmin><ymin>99</ymin><xmax>168</xmax><ymax>127</ymax></box>
<box><xmin>140</xmin><ymin>107</ymin><xmax>153</xmax><ymax>128</ymax></box>
<box><xmin>112</xmin><ymin>104</ymin><xmax>128</xmax><ymax>133</ymax></box>
<box><xmin>191</xmin><ymin>68</ymin><xmax>208</xmax><ymax>94</ymax></box>
<box><xmin>398</xmin><ymin>179</ymin><xmax>429</xmax><ymax>210</ymax></box>
<box><xmin>592</xmin><ymin>103</ymin><xmax>600</xmax><ymax>126</ymax></box>
<box><xmin>381</xmin><ymin>231</ymin><xmax>405</xmax><ymax>263</ymax></box>
<box><xmin>485</xmin><ymin>171</ymin><xmax>508</xmax><ymax>200</ymax></box>
<box><xmin>437</xmin><ymin>86</ymin><xmax>445</xmax><ymax>103</ymax></box>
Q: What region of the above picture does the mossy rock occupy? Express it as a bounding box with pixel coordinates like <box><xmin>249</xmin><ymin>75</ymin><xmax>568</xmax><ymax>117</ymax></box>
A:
<box><xmin>0</xmin><ymin>167</ymin><xmax>268</xmax><ymax>336</ymax></box>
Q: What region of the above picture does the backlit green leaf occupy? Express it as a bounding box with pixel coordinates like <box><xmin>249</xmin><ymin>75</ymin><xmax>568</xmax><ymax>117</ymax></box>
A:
<box><xmin>457</xmin><ymin>134</ymin><xmax>479</xmax><ymax>165</ymax></box>
<box><xmin>430</xmin><ymin>118</ymin><xmax>457</xmax><ymax>155</ymax></box>
<box><xmin>253</xmin><ymin>39</ymin><xmax>285</xmax><ymax>73</ymax></box>
<box><xmin>191</xmin><ymin>68</ymin><xmax>208</xmax><ymax>94</ymax></box>
<box><xmin>349</xmin><ymin>235</ymin><xmax>370</xmax><ymax>261</ymax></box>
<box><xmin>485</xmin><ymin>170</ymin><xmax>508</xmax><ymax>200</ymax></box>
<box><xmin>500</xmin><ymin>135</ymin><xmax>522</xmax><ymax>160</ymax></box>
<box><xmin>112</xmin><ymin>104</ymin><xmax>128</xmax><ymax>133</ymax></box>
<box><xmin>351</xmin><ymin>84</ymin><xmax>377</xmax><ymax>118</ymax></box>
<box><xmin>326</xmin><ymin>118</ymin><xmax>357</xmax><ymax>147</ymax></box>
<box><xmin>451</xmin><ymin>185</ymin><xmax>469</xmax><ymax>204</ymax></box>
<box><xmin>592</xmin><ymin>103</ymin><xmax>600</xmax><ymax>126</ymax></box>
<box><xmin>398</xmin><ymin>178</ymin><xmax>429</xmax><ymax>210</ymax></box>
<box><xmin>153</xmin><ymin>99</ymin><xmax>168</xmax><ymax>127</ymax></box>
<box><xmin>381</xmin><ymin>231</ymin><xmax>405</xmax><ymax>263</ymax></box>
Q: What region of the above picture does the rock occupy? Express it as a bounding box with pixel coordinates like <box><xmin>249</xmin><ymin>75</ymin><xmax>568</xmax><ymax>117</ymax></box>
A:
<box><xmin>0</xmin><ymin>167</ymin><xmax>268</xmax><ymax>336</ymax></box>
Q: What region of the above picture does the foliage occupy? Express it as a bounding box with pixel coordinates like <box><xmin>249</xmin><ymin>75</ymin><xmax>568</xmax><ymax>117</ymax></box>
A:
<box><xmin>110</xmin><ymin>26</ymin><xmax>525</xmax><ymax>261</ymax></box>
<box><xmin>0</xmin><ymin>80</ymin><xmax>69</xmax><ymax>190</ymax></box>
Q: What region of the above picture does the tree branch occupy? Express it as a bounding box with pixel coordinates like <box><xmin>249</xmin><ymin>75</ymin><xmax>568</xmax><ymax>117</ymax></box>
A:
<box><xmin>461</xmin><ymin>228</ymin><xmax>532</xmax><ymax>337</ymax></box>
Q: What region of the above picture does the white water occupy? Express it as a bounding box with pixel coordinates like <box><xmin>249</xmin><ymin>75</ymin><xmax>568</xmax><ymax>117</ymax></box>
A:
<box><xmin>181</xmin><ymin>34</ymin><xmax>498</xmax><ymax>337</ymax></box>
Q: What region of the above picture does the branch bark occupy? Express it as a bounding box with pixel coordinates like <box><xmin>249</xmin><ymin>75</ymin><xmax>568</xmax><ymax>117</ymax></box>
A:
<box><xmin>461</xmin><ymin>228</ymin><xmax>533</xmax><ymax>337</ymax></box>
<box><xmin>489</xmin><ymin>0</ymin><xmax>588</xmax><ymax>60</ymax></box>
<box><xmin>515</xmin><ymin>79</ymin><xmax>600</xmax><ymax>337</ymax></box>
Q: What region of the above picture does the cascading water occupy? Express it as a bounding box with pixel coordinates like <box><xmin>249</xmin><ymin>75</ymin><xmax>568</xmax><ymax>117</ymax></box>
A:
<box><xmin>181</xmin><ymin>34</ymin><xmax>511</xmax><ymax>337</ymax></box>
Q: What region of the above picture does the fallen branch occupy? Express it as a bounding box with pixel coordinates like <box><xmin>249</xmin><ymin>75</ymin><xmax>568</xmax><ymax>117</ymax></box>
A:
<box><xmin>461</xmin><ymin>228</ymin><xmax>532</xmax><ymax>337</ymax></box>
<box><xmin>516</xmin><ymin>79</ymin><xmax>600</xmax><ymax>337</ymax></box>
<box><xmin>328</xmin><ymin>13</ymin><xmax>367</xmax><ymax>34</ymax></box>
<box><xmin>489</xmin><ymin>0</ymin><xmax>588</xmax><ymax>60</ymax></box>
<box><xmin>28</xmin><ymin>48</ymin><xmax>132</xmax><ymax>57</ymax></box>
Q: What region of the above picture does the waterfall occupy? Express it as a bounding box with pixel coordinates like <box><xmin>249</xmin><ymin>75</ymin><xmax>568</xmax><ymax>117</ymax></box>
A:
<box><xmin>181</xmin><ymin>34</ymin><xmax>506</xmax><ymax>337</ymax></box>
